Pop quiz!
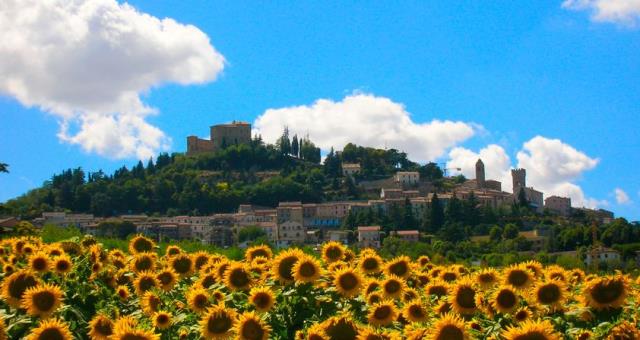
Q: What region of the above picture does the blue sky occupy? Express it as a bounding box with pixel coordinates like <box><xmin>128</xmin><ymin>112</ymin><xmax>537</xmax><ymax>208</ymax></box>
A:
<box><xmin>1</xmin><ymin>1</ymin><xmax>639</xmax><ymax>220</ymax></box>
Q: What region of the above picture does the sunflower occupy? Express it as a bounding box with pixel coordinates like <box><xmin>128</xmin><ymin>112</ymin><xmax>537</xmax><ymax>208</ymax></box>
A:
<box><xmin>570</xmin><ymin>269</ymin><xmax>586</xmax><ymax>284</ymax></box>
<box><xmin>193</xmin><ymin>251</ymin><xmax>212</xmax><ymax>271</ymax></box>
<box><xmin>427</xmin><ymin>313</ymin><xmax>469</xmax><ymax>340</ymax></box>
<box><xmin>116</xmin><ymin>285</ymin><xmax>130</xmax><ymax>301</ymax></box>
<box><xmin>503</xmin><ymin>264</ymin><xmax>535</xmax><ymax>291</ymax></box>
<box><xmin>141</xmin><ymin>291</ymin><xmax>162</xmax><ymax>315</ymax></box>
<box><xmin>235</xmin><ymin>311</ymin><xmax>271</xmax><ymax>340</ymax></box>
<box><xmin>403</xmin><ymin>300</ymin><xmax>428</xmax><ymax>323</ymax></box>
<box><xmin>384</xmin><ymin>256</ymin><xmax>412</xmax><ymax>278</ymax></box>
<box><xmin>491</xmin><ymin>285</ymin><xmax>519</xmax><ymax>314</ymax></box>
<box><xmin>402</xmin><ymin>287</ymin><xmax>419</xmax><ymax>302</ymax></box>
<box><xmin>440</xmin><ymin>270</ymin><xmax>459</xmax><ymax>283</ymax></box>
<box><xmin>363</xmin><ymin>279</ymin><xmax>380</xmax><ymax>296</ymax></box>
<box><xmin>170</xmin><ymin>253</ymin><xmax>194</xmax><ymax>277</ymax></box>
<box><xmin>425</xmin><ymin>280</ymin><xmax>449</xmax><ymax>299</ymax></box>
<box><xmin>128</xmin><ymin>235</ymin><xmax>156</xmax><ymax>255</ymax></box>
<box><xmin>344</xmin><ymin>249</ymin><xmax>356</xmax><ymax>263</ymax></box>
<box><xmin>357</xmin><ymin>326</ymin><xmax>402</xmax><ymax>340</ymax></box>
<box><xmin>111</xmin><ymin>327</ymin><xmax>160</xmax><ymax>340</ymax></box>
<box><xmin>358</xmin><ymin>253</ymin><xmax>383</xmax><ymax>275</ymax></box>
<box><xmin>249</xmin><ymin>286</ymin><xmax>276</xmax><ymax>312</ymax></box>
<box><xmin>271</xmin><ymin>248</ymin><xmax>304</xmax><ymax>284</ymax></box>
<box><xmin>522</xmin><ymin>260</ymin><xmax>544</xmax><ymax>278</ymax></box>
<box><xmin>544</xmin><ymin>266</ymin><xmax>568</xmax><ymax>283</ymax></box>
<box><xmin>153</xmin><ymin>311</ymin><xmax>172</xmax><ymax>330</ymax></box>
<box><xmin>1</xmin><ymin>269</ymin><xmax>39</xmax><ymax>307</ymax></box>
<box><xmin>131</xmin><ymin>253</ymin><xmax>156</xmax><ymax>273</ymax></box>
<box><xmin>88</xmin><ymin>314</ymin><xmax>113</xmax><ymax>340</ymax></box>
<box><xmin>21</xmin><ymin>283</ymin><xmax>63</xmax><ymax>318</ymax></box>
<box><xmin>474</xmin><ymin>268</ymin><xmax>499</xmax><ymax>289</ymax></box>
<box><xmin>225</xmin><ymin>262</ymin><xmax>253</xmax><ymax>291</ymax></box>
<box><xmin>214</xmin><ymin>260</ymin><xmax>231</xmax><ymax>282</ymax></box>
<box><xmin>28</xmin><ymin>252</ymin><xmax>50</xmax><ymax>273</ymax></box>
<box><xmin>513</xmin><ymin>307</ymin><xmax>532</xmax><ymax>323</ymax></box>
<box><xmin>306</xmin><ymin>323</ymin><xmax>328</xmax><ymax>340</ymax></box>
<box><xmin>333</xmin><ymin>268</ymin><xmax>363</xmax><ymax>298</ymax></box>
<box><xmin>321</xmin><ymin>314</ymin><xmax>359</xmax><ymax>340</ymax></box>
<box><xmin>133</xmin><ymin>271</ymin><xmax>159</xmax><ymax>295</ymax></box>
<box><xmin>501</xmin><ymin>319</ymin><xmax>561</xmax><ymax>340</ymax></box>
<box><xmin>292</xmin><ymin>255</ymin><xmax>322</xmax><ymax>283</ymax></box>
<box><xmin>449</xmin><ymin>279</ymin><xmax>478</xmax><ymax>315</ymax></box>
<box><xmin>187</xmin><ymin>287</ymin><xmax>211</xmax><ymax>313</ymax></box>
<box><xmin>200</xmin><ymin>305</ymin><xmax>237</xmax><ymax>339</ymax></box>
<box><xmin>583</xmin><ymin>275</ymin><xmax>630</xmax><ymax>311</ymax></box>
<box><xmin>53</xmin><ymin>255</ymin><xmax>73</xmax><ymax>274</ymax></box>
<box><xmin>156</xmin><ymin>268</ymin><xmax>178</xmax><ymax>291</ymax></box>
<box><xmin>367</xmin><ymin>300</ymin><xmax>398</xmax><ymax>326</ymax></box>
<box><xmin>46</xmin><ymin>244</ymin><xmax>64</xmax><ymax>257</ymax></box>
<box><xmin>164</xmin><ymin>245</ymin><xmax>182</xmax><ymax>257</ymax></box>
<box><xmin>321</xmin><ymin>241</ymin><xmax>346</xmax><ymax>263</ymax></box>
<box><xmin>532</xmin><ymin>280</ymin><xmax>566</xmax><ymax>312</ymax></box>
<box><xmin>366</xmin><ymin>292</ymin><xmax>383</xmax><ymax>305</ymax></box>
<box><xmin>417</xmin><ymin>255</ymin><xmax>430</xmax><ymax>267</ymax></box>
<box><xmin>246</xmin><ymin>245</ymin><xmax>273</xmax><ymax>261</ymax></box>
<box><xmin>608</xmin><ymin>321</ymin><xmax>640</xmax><ymax>340</ymax></box>
<box><xmin>26</xmin><ymin>318</ymin><xmax>73</xmax><ymax>340</ymax></box>
<box><xmin>381</xmin><ymin>275</ymin><xmax>405</xmax><ymax>300</ymax></box>
<box><xmin>198</xmin><ymin>272</ymin><xmax>218</xmax><ymax>289</ymax></box>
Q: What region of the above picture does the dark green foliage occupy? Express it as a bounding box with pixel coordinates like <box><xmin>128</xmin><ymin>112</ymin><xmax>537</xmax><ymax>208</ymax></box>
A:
<box><xmin>238</xmin><ymin>225</ymin><xmax>267</xmax><ymax>243</ymax></box>
<box><xmin>0</xmin><ymin>162</ymin><xmax>8</xmax><ymax>173</ymax></box>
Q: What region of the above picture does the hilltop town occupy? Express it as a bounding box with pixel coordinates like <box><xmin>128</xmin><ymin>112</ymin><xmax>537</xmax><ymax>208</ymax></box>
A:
<box><xmin>1</xmin><ymin>121</ymin><xmax>636</xmax><ymax>268</ymax></box>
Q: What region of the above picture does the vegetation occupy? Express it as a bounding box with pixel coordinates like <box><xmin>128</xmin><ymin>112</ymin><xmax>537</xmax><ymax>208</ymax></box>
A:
<box><xmin>0</xmin><ymin>162</ymin><xmax>7</xmax><ymax>173</ymax></box>
<box><xmin>0</xmin><ymin>234</ymin><xmax>639</xmax><ymax>339</ymax></box>
<box><xmin>3</xmin><ymin>131</ymin><xmax>429</xmax><ymax>218</ymax></box>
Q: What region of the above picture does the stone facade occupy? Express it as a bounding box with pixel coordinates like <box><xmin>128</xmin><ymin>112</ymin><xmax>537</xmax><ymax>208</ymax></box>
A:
<box><xmin>187</xmin><ymin>121</ymin><xmax>251</xmax><ymax>155</ymax></box>
<box><xmin>545</xmin><ymin>196</ymin><xmax>572</xmax><ymax>217</ymax></box>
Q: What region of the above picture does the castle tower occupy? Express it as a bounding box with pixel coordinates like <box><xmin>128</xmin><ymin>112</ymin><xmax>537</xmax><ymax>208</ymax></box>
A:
<box><xmin>475</xmin><ymin>159</ymin><xmax>485</xmax><ymax>189</ymax></box>
<box><xmin>511</xmin><ymin>168</ymin><xmax>526</xmax><ymax>194</ymax></box>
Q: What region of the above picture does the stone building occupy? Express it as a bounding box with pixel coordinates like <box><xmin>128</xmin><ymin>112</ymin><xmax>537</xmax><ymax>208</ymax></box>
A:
<box><xmin>187</xmin><ymin>121</ymin><xmax>252</xmax><ymax>155</ymax></box>
<box><xmin>394</xmin><ymin>171</ymin><xmax>419</xmax><ymax>186</ymax></box>
<box><xmin>342</xmin><ymin>163</ymin><xmax>361</xmax><ymax>177</ymax></box>
<box><xmin>357</xmin><ymin>226</ymin><xmax>381</xmax><ymax>248</ymax></box>
<box><xmin>476</xmin><ymin>159</ymin><xmax>486</xmax><ymax>188</ymax></box>
<box><xmin>545</xmin><ymin>196</ymin><xmax>572</xmax><ymax>217</ymax></box>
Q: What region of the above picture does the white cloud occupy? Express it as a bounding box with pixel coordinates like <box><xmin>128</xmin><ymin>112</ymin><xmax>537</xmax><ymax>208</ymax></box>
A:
<box><xmin>447</xmin><ymin>136</ymin><xmax>603</xmax><ymax>208</ymax></box>
<box><xmin>447</xmin><ymin>144</ymin><xmax>512</xmax><ymax>186</ymax></box>
<box><xmin>253</xmin><ymin>93</ymin><xmax>477</xmax><ymax>162</ymax></box>
<box><xmin>517</xmin><ymin>136</ymin><xmax>599</xmax><ymax>208</ymax></box>
<box><xmin>614</xmin><ymin>187</ymin><xmax>631</xmax><ymax>204</ymax></box>
<box><xmin>0</xmin><ymin>0</ymin><xmax>225</xmax><ymax>159</ymax></box>
<box><xmin>562</xmin><ymin>0</ymin><xmax>640</xmax><ymax>26</ymax></box>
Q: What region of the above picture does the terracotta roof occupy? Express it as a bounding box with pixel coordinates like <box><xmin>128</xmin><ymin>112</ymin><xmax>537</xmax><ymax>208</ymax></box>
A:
<box><xmin>358</xmin><ymin>226</ymin><xmax>381</xmax><ymax>231</ymax></box>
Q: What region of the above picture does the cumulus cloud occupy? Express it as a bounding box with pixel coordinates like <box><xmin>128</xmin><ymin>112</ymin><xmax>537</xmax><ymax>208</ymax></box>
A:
<box><xmin>0</xmin><ymin>0</ymin><xmax>225</xmax><ymax>159</ymax></box>
<box><xmin>447</xmin><ymin>144</ymin><xmax>512</xmax><ymax>186</ymax></box>
<box><xmin>253</xmin><ymin>93</ymin><xmax>477</xmax><ymax>162</ymax></box>
<box><xmin>446</xmin><ymin>136</ymin><xmax>603</xmax><ymax>208</ymax></box>
<box><xmin>614</xmin><ymin>188</ymin><xmax>631</xmax><ymax>204</ymax></box>
<box><xmin>562</xmin><ymin>0</ymin><xmax>640</xmax><ymax>26</ymax></box>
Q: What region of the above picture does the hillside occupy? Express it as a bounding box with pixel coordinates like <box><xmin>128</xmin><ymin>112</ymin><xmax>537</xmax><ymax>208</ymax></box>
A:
<box><xmin>0</xmin><ymin>135</ymin><xmax>443</xmax><ymax>219</ymax></box>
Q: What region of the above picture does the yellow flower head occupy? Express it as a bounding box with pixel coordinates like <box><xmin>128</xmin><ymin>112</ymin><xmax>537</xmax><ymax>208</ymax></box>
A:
<box><xmin>333</xmin><ymin>268</ymin><xmax>363</xmax><ymax>298</ymax></box>
<box><xmin>187</xmin><ymin>287</ymin><xmax>211</xmax><ymax>313</ymax></box>
<box><xmin>384</xmin><ymin>256</ymin><xmax>412</xmax><ymax>279</ymax></box>
<box><xmin>224</xmin><ymin>262</ymin><xmax>253</xmax><ymax>291</ymax></box>
<box><xmin>2</xmin><ymin>269</ymin><xmax>39</xmax><ymax>307</ymax></box>
<box><xmin>249</xmin><ymin>286</ymin><xmax>276</xmax><ymax>313</ymax></box>
<box><xmin>367</xmin><ymin>300</ymin><xmax>398</xmax><ymax>326</ymax></box>
<box><xmin>292</xmin><ymin>255</ymin><xmax>322</xmax><ymax>284</ymax></box>
<box><xmin>21</xmin><ymin>283</ymin><xmax>64</xmax><ymax>318</ymax></box>
<box><xmin>26</xmin><ymin>318</ymin><xmax>73</xmax><ymax>340</ymax></box>
<box><xmin>581</xmin><ymin>274</ymin><xmax>629</xmax><ymax>310</ymax></box>
<box><xmin>501</xmin><ymin>319</ymin><xmax>561</xmax><ymax>340</ymax></box>
<box><xmin>427</xmin><ymin>313</ymin><xmax>469</xmax><ymax>340</ymax></box>
<box><xmin>235</xmin><ymin>311</ymin><xmax>271</xmax><ymax>340</ymax></box>
<box><xmin>448</xmin><ymin>278</ymin><xmax>478</xmax><ymax>315</ymax></box>
<box><xmin>128</xmin><ymin>235</ymin><xmax>156</xmax><ymax>255</ymax></box>
<box><xmin>271</xmin><ymin>248</ymin><xmax>304</xmax><ymax>284</ymax></box>
<box><xmin>200</xmin><ymin>305</ymin><xmax>237</xmax><ymax>339</ymax></box>
<box><xmin>153</xmin><ymin>311</ymin><xmax>172</xmax><ymax>330</ymax></box>
<box><xmin>88</xmin><ymin>314</ymin><xmax>113</xmax><ymax>340</ymax></box>
<box><xmin>245</xmin><ymin>245</ymin><xmax>273</xmax><ymax>261</ymax></box>
<box><xmin>322</xmin><ymin>241</ymin><xmax>346</xmax><ymax>264</ymax></box>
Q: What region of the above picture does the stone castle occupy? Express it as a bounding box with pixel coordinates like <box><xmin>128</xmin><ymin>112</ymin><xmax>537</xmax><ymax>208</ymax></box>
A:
<box><xmin>187</xmin><ymin>121</ymin><xmax>251</xmax><ymax>155</ymax></box>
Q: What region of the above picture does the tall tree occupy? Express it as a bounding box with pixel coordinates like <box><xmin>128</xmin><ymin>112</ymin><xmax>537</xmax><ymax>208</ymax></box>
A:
<box><xmin>402</xmin><ymin>197</ymin><xmax>416</xmax><ymax>229</ymax></box>
<box><xmin>278</xmin><ymin>127</ymin><xmax>291</xmax><ymax>155</ymax></box>
<box><xmin>446</xmin><ymin>194</ymin><xmax>463</xmax><ymax>223</ymax></box>
<box><xmin>291</xmin><ymin>134</ymin><xmax>299</xmax><ymax>158</ymax></box>
<box><xmin>429</xmin><ymin>193</ymin><xmax>445</xmax><ymax>232</ymax></box>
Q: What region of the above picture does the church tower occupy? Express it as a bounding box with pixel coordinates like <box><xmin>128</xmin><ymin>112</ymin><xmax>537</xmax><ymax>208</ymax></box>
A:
<box><xmin>475</xmin><ymin>159</ymin><xmax>485</xmax><ymax>189</ymax></box>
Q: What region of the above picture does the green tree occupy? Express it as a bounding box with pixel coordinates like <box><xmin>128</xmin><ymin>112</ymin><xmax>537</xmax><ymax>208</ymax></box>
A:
<box><xmin>502</xmin><ymin>223</ymin><xmax>519</xmax><ymax>240</ymax></box>
<box><xmin>489</xmin><ymin>225</ymin><xmax>503</xmax><ymax>242</ymax></box>
<box><xmin>445</xmin><ymin>194</ymin><xmax>463</xmax><ymax>223</ymax></box>
<box><xmin>291</xmin><ymin>134</ymin><xmax>299</xmax><ymax>158</ymax></box>
<box><xmin>402</xmin><ymin>197</ymin><xmax>416</xmax><ymax>229</ymax></box>
<box><xmin>0</xmin><ymin>162</ymin><xmax>8</xmax><ymax>173</ymax></box>
<box><xmin>238</xmin><ymin>226</ymin><xmax>268</xmax><ymax>243</ymax></box>
<box><xmin>428</xmin><ymin>193</ymin><xmax>445</xmax><ymax>233</ymax></box>
<box><xmin>13</xmin><ymin>221</ymin><xmax>38</xmax><ymax>236</ymax></box>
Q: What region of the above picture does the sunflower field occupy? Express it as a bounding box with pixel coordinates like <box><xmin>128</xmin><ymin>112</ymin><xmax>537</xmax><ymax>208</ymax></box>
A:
<box><xmin>0</xmin><ymin>235</ymin><xmax>639</xmax><ymax>339</ymax></box>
